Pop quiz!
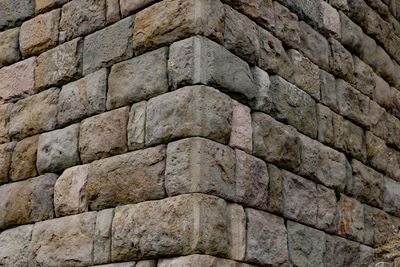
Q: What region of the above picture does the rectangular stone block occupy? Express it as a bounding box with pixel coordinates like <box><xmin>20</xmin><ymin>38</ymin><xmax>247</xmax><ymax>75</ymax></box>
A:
<box><xmin>0</xmin><ymin>224</ymin><xmax>33</xmax><ymax>267</ymax></box>
<box><xmin>106</xmin><ymin>0</ymin><xmax>120</xmax><ymax>24</ymax></box>
<box><xmin>250</xmin><ymin>66</ymin><xmax>273</xmax><ymax>113</ymax></box>
<box><xmin>273</xmin><ymin>1</ymin><xmax>300</xmax><ymax>49</ymax></box>
<box><xmin>324</xmin><ymin>234</ymin><xmax>360</xmax><ymax>267</ymax></box>
<box><xmin>29</xmin><ymin>212</ymin><xmax>97</xmax><ymax>267</ymax></box>
<box><xmin>132</xmin><ymin>0</ymin><xmax>224</xmax><ymax>55</ymax></box>
<box><xmin>229</xmin><ymin>100</ymin><xmax>252</xmax><ymax>154</ymax></box>
<box><xmin>371</xmin><ymin>111</ymin><xmax>400</xmax><ymax>151</ymax></box>
<box><xmin>35</xmin><ymin>38</ymin><xmax>83</xmax><ymax>91</ymax></box>
<box><xmin>9</xmin><ymin>135</ymin><xmax>38</xmax><ymax>182</ymax></box>
<box><xmin>364</xmin><ymin>205</ymin><xmax>395</xmax><ymax>246</ymax></box>
<box><xmin>353</xmin><ymin>55</ymin><xmax>375</xmax><ymax>98</ymax></box>
<box><xmin>0</xmin><ymin>57</ymin><xmax>36</xmax><ymax>104</ymax></box>
<box><xmin>266</xmin><ymin>164</ymin><xmax>283</xmax><ymax>214</ymax></box>
<box><xmin>120</xmin><ymin>0</ymin><xmax>158</xmax><ymax>17</ymax></box>
<box><xmin>340</xmin><ymin>12</ymin><xmax>364</xmax><ymax>55</ymax></box>
<box><xmin>0</xmin><ymin>142</ymin><xmax>15</xmax><ymax>184</ymax></box>
<box><xmin>111</xmin><ymin>194</ymin><xmax>231</xmax><ymax>261</ymax></box>
<box><xmin>83</xmin><ymin>16</ymin><xmax>134</xmax><ymax>75</ymax></box>
<box><xmin>317</xmin><ymin>104</ymin><xmax>335</xmax><ymax>146</ymax></box>
<box><xmin>107</xmin><ymin>47</ymin><xmax>168</xmax><ymax>110</ymax></box>
<box><xmin>94</xmin><ymin>208</ymin><xmax>114</xmax><ymax>265</ymax></box>
<box><xmin>227</xmin><ymin>203</ymin><xmax>246</xmax><ymax>261</ymax></box>
<box><xmin>285</xmin><ymin>0</ymin><xmax>320</xmax><ymax>27</ymax></box>
<box><xmin>127</xmin><ymin>101</ymin><xmax>146</xmax><ymax>150</ymax></box>
<box><xmin>87</xmin><ymin>145</ymin><xmax>166</xmax><ymax>210</ymax></box>
<box><xmin>35</xmin><ymin>0</ymin><xmax>68</xmax><ymax>14</ymax></box>
<box><xmin>317</xmin><ymin>184</ymin><xmax>338</xmax><ymax>233</ymax></box>
<box><xmin>168</xmin><ymin>36</ymin><xmax>256</xmax><ymax>102</ymax></box>
<box><xmin>158</xmin><ymin>254</ymin><xmax>255</xmax><ymax>267</ymax></box>
<box><xmin>145</xmin><ymin>86</ymin><xmax>232</xmax><ymax>146</ymax></box>
<box><xmin>337</xmin><ymin>195</ymin><xmax>365</xmax><ymax>243</ymax></box>
<box><xmin>58</xmin><ymin>68</ymin><xmax>108</xmax><ymax>127</ymax></box>
<box><xmin>374</xmin><ymin>73</ymin><xmax>393</xmax><ymax>111</ymax></box>
<box><xmin>329</xmin><ymin>37</ymin><xmax>354</xmax><ymax>83</ymax></box>
<box><xmin>9</xmin><ymin>88</ymin><xmax>59</xmax><ymax>140</ymax></box>
<box><xmin>318</xmin><ymin>1</ymin><xmax>341</xmax><ymax>39</ymax></box>
<box><xmin>0</xmin><ymin>28</ymin><xmax>21</xmax><ymax>68</ymax></box>
<box><xmin>320</xmin><ymin>69</ymin><xmax>337</xmax><ymax>110</ymax></box>
<box><xmin>0</xmin><ymin>0</ymin><xmax>34</xmax><ymax>30</ymax></box>
<box><xmin>0</xmin><ymin>174</ymin><xmax>58</xmax><ymax>230</ymax></box>
<box><xmin>384</xmin><ymin>177</ymin><xmax>400</xmax><ymax>217</ymax></box>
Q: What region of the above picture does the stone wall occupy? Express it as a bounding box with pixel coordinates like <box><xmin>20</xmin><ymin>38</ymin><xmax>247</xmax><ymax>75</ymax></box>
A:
<box><xmin>0</xmin><ymin>0</ymin><xmax>400</xmax><ymax>266</ymax></box>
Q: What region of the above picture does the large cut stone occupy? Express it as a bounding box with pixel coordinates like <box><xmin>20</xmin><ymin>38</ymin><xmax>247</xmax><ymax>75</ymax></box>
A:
<box><xmin>337</xmin><ymin>195</ymin><xmax>365</xmax><ymax>243</ymax></box>
<box><xmin>329</xmin><ymin>37</ymin><xmax>354</xmax><ymax>82</ymax></box>
<box><xmin>364</xmin><ymin>205</ymin><xmax>394</xmax><ymax>246</ymax></box>
<box><xmin>374</xmin><ymin>73</ymin><xmax>393</xmax><ymax>111</ymax></box>
<box><xmin>229</xmin><ymin>100</ymin><xmax>253</xmax><ymax>153</ymax></box>
<box><xmin>273</xmin><ymin>2</ymin><xmax>300</xmax><ymax>49</ymax></box>
<box><xmin>250</xmin><ymin>66</ymin><xmax>272</xmax><ymax>113</ymax></box>
<box><xmin>94</xmin><ymin>208</ymin><xmax>114</xmax><ymax>265</ymax></box>
<box><xmin>106</xmin><ymin>0</ymin><xmax>120</xmax><ymax>24</ymax></box>
<box><xmin>320</xmin><ymin>70</ymin><xmax>337</xmax><ymax>110</ymax></box>
<box><xmin>285</xmin><ymin>0</ymin><xmax>320</xmax><ymax>27</ymax></box>
<box><xmin>340</xmin><ymin>12</ymin><xmax>364</xmax><ymax>55</ymax></box>
<box><xmin>266</xmin><ymin>164</ymin><xmax>283</xmax><ymax>214</ymax></box>
<box><xmin>35</xmin><ymin>0</ymin><xmax>68</xmax><ymax>14</ymax></box>
<box><xmin>0</xmin><ymin>224</ymin><xmax>33</xmax><ymax>267</ymax></box>
<box><xmin>0</xmin><ymin>28</ymin><xmax>21</xmax><ymax>68</ymax></box>
<box><xmin>324</xmin><ymin>234</ymin><xmax>360</xmax><ymax>267</ymax></box>
<box><xmin>146</xmin><ymin>86</ymin><xmax>232</xmax><ymax>146</ymax></box>
<box><xmin>158</xmin><ymin>254</ymin><xmax>255</xmax><ymax>267</ymax></box>
<box><xmin>9</xmin><ymin>135</ymin><xmax>38</xmax><ymax>182</ymax></box>
<box><xmin>383</xmin><ymin>177</ymin><xmax>400</xmax><ymax>217</ymax></box>
<box><xmin>120</xmin><ymin>0</ymin><xmax>159</xmax><ymax>17</ymax></box>
<box><xmin>127</xmin><ymin>101</ymin><xmax>147</xmax><ymax>150</ymax></box>
<box><xmin>318</xmin><ymin>1</ymin><xmax>341</xmax><ymax>38</ymax></box>
<box><xmin>0</xmin><ymin>0</ymin><xmax>34</xmax><ymax>30</ymax></box>
<box><xmin>107</xmin><ymin>47</ymin><xmax>168</xmax><ymax>109</ymax></box>
<box><xmin>317</xmin><ymin>184</ymin><xmax>338</xmax><ymax>233</ymax></box>
<box><xmin>0</xmin><ymin>142</ymin><xmax>15</xmax><ymax>184</ymax></box>
<box><xmin>317</xmin><ymin>104</ymin><xmax>335</xmax><ymax>146</ymax></box>
<box><xmin>132</xmin><ymin>0</ymin><xmax>224</xmax><ymax>55</ymax></box>
<box><xmin>353</xmin><ymin>56</ymin><xmax>375</xmax><ymax>98</ymax></box>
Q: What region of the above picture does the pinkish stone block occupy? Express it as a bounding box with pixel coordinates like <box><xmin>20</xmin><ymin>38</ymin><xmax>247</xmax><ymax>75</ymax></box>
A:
<box><xmin>229</xmin><ymin>100</ymin><xmax>252</xmax><ymax>153</ymax></box>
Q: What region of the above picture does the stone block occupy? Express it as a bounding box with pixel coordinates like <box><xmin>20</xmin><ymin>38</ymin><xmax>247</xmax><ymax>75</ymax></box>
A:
<box><xmin>383</xmin><ymin>177</ymin><xmax>400</xmax><ymax>216</ymax></box>
<box><xmin>0</xmin><ymin>104</ymin><xmax>12</xmax><ymax>144</ymax></box>
<box><xmin>250</xmin><ymin>66</ymin><xmax>272</xmax><ymax>113</ymax></box>
<box><xmin>318</xmin><ymin>1</ymin><xmax>341</xmax><ymax>38</ymax></box>
<box><xmin>370</xmin><ymin>110</ymin><xmax>400</xmax><ymax>151</ymax></box>
<box><xmin>364</xmin><ymin>205</ymin><xmax>394</xmax><ymax>246</ymax></box>
<box><xmin>29</xmin><ymin>212</ymin><xmax>97</xmax><ymax>267</ymax></box>
<box><xmin>373</xmin><ymin>46</ymin><xmax>396</xmax><ymax>85</ymax></box>
<box><xmin>54</xmin><ymin>165</ymin><xmax>89</xmax><ymax>217</ymax></box>
<box><xmin>361</xmin><ymin>34</ymin><xmax>378</xmax><ymax>68</ymax></box>
<box><xmin>267</xmin><ymin>164</ymin><xmax>284</xmax><ymax>214</ymax></box>
<box><xmin>388</xmin><ymin>33</ymin><xmax>400</xmax><ymax>63</ymax></box>
<box><xmin>337</xmin><ymin>195</ymin><xmax>365</xmax><ymax>242</ymax></box>
<box><xmin>83</xmin><ymin>16</ymin><xmax>134</xmax><ymax>75</ymax></box>
<box><xmin>79</xmin><ymin>107</ymin><xmax>129</xmax><ymax>163</ymax></box>
<box><xmin>227</xmin><ymin>203</ymin><xmax>246</xmax><ymax>260</ymax></box>
<box><xmin>317</xmin><ymin>104</ymin><xmax>335</xmax><ymax>146</ymax></box>
<box><xmin>324</xmin><ymin>234</ymin><xmax>360</xmax><ymax>267</ymax></box>
<box><xmin>329</xmin><ymin>37</ymin><xmax>354</xmax><ymax>83</ymax></box>
<box><xmin>353</xmin><ymin>55</ymin><xmax>376</xmax><ymax>98</ymax></box>
<box><xmin>132</xmin><ymin>0</ymin><xmax>224</xmax><ymax>55</ymax></box>
<box><xmin>245</xmin><ymin>208</ymin><xmax>288</xmax><ymax>266</ymax></box>
<box><xmin>0</xmin><ymin>0</ymin><xmax>34</xmax><ymax>30</ymax></box>
<box><xmin>87</xmin><ymin>145</ymin><xmax>165</xmax><ymax>210</ymax></box>
<box><xmin>127</xmin><ymin>101</ymin><xmax>146</xmax><ymax>150</ymax></box>
<box><xmin>320</xmin><ymin>70</ymin><xmax>337</xmax><ymax>111</ymax></box>
<box><xmin>37</xmin><ymin>123</ymin><xmax>80</xmax><ymax>174</ymax></box>
<box><xmin>0</xmin><ymin>173</ymin><xmax>58</xmax><ymax>230</ymax></box>
<box><xmin>9</xmin><ymin>135</ymin><xmax>38</xmax><ymax>182</ymax></box>
<box><xmin>9</xmin><ymin>88</ymin><xmax>59</xmax><ymax>140</ymax></box>
<box><xmin>107</xmin><ymin>47</ymin><xmax>168</xmax><ymax>110</ymax></box>
<box><xmin>35</xmin><ymin>38</ymin><xmax>83</xmax><ymax>91</ymax></box>
<box><xmin>59</xmin><ymin>0</ymin><xmax>106</xmax><ymax>43</ymax></box>
<box><xmin>58</xmin><ymin>68</ymin><xmax>108</xmax><ymax>127</ymax></box>
<box><xmin>19</xmin><ymin>9</ymin><xmax>60</xmax><ymax>57</ymax></box>
<box><xmin>284</xmin><ymin>0</ymin><xmax>320</xmax><ymax>27</ymax></box>
<box><xmin>0</xmin><ymin>142</ymin><xmax>15</xmax><ymax>184</ymax></box>
<box><xmin>317</xmin><ymin>184</ymin><xmax>338</xmax><ymax>233</ymax></box>
<box><xmin>145</xmin><ymin>86</ymin><xmax>232</xmax><ymax>146</ymax></box>
<box><xmin>340</xmin><ymin>11</ymin><xmax>364</xmax><ymax>55</ymax></box>
<box><xmin>374</xmin><ymin>73</ymin><xmax>393</xmax><ymax>111</ymax></box>
<box><xmin>229</xmin><ymin>100</ymin><xmax>252</xmax><ymax>153</ymax></box>
<box><xmin>136</xmin><ymin>260</ymin><xmax>157</xmax><ymax>267</ymax></box>
<box><xmin>273</xmin><ymin>1</ymin><xmax>300</xmax><ymax>49</ymax></box>
<box><xmin>94</xmin><ymin>208</ymin><xmax>114</xmax><ymax>265</ymax></box>
<box><xmin>106</xmin><ymin>0</ymin><xmax>120</xmax><ymax>24</ymax></box>
<box><xmin>35</xmin><ymin>0</ymin><xmax>68</xmax><ymax>14</ymax></box>
<box><xmin>329</xmin><ymin>0</ymin><xmax>349</xmax><ymax>10</ymax></box>
<box><xmin>0</xmin><ymin>57</ymin><xmax>36</xmax><ymax>104</ymax></box>
<box><xmin>158</xmin><ymin>254</ymin><xmax>255</xmax><ymax>267</ymax></box>
<box><xmin>393</xmin><ymin>88</ymin><xmax>400</xmax><ymax>119</ymax></box>
<box><xmin>120</xmin><ymin>0</ymin><xmax>159</xmax><ymax>17</ymax></box>
<box><xmin>359</xmin><ymin>244</ymin><xmax>374</xmax><ymax>265</ymax></box>
<box><xmin>168</xmin><ymin>36</ymin><xmax>256</xmax><ymax>102</ymax></box>
<box><xmin>0</xmin><ymin>224</ymin><xmax>33</xmax><ymax>267</ymax></box>
<box><xmin>0</xmin><ymin>28</ymin><xmax>21</xmax><ymax>68</ymax></box>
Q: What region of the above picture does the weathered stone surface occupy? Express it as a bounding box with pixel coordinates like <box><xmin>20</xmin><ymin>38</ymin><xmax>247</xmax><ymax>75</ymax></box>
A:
<box><xmin>106</xmin><ymin>0</ymin><xmax>120</xmax><ymax>24</ymax></box>
<box><xmin>273</xmin><ymin>1</ymin><xmax>300</xmax><ymax>49</ymax></box>
<box><xmin>324</xmin><ymin>234</ymin><xmax>360</xmax><ymax>267</ymax></box>
<box><xmin>120</xmin><ymin>0</ymin><xmax>158</xmax><ymax>17</ymax></box>
<box><xmin>29</xmin><ymin>212</ymin><xmax>97</xmax><ymax>267</ymax></box>
<box><xmin>318</xmin><ymin>1</ymin><xmax>341</xmax><ymax>38</ymax></box>
<box><xmin>229</xmin><ymin>100</ymin><xmax>252</xmax><ymax>153</ymax></box>
<box><xmin>245</xmin><ymin>208</ymin><xmax>288</xmax><ymax>266</ymax></box>
<box><xmin>0</xmin><ymin>0</ymin><xmax>34</xmax><ymax>30</ymax></box>
<box><xmin>252</xmin><ymin>112</ymin><xmax>301</xmax><ymax>170</ymax></box>
<box><xmin>227</xmin><ymin>203</ymin><xmax>246</xmax><ymax>261</ymax></box>
<box><xmin>9</xmin><ymin>135</ymin><xmax>38</xmax><ymax>181</ymax></box>
<box><xmin>340</xmin><ymin>11</ymin><xmax>364</xmax><ymax>55</ymax></box>
<box><xmin>83</xmin><ymin>16</ymin><xmax>134</xmax><ymax>75</ymax></box>
<box><xmin>388</xmin><ymin>33</ymin><xmax>400</xmax><ymax>64</ymax></box>
<box><xmin>364</xmin><ymin>205</ymin><xmax>394</xmax><ymax>246</ymax></box>
<box><xmin>267</xmin><ymin>164</ymin><xmax>283</xmax><ymax>214</ymax></box>
<box><xmin>329</xmin><ymin>0</ymin><xmax>349</xmax><ymax>10</ymax></box>
<box><xmin>251</xmin><ymin>66</ymin><xmax>272</xmax><ymax>112</ymax></box>
<box><xmin>9</xmin><ymin>88</ymin><xmax>59</xmax><ymax>140</ymax></box>
<box><xmin>111</xmin><ymin>194</ymin><xmax>230</xmax><ymax>261</ymax></box>
<box><xmin>317</xmin><ymin>184</ymin><xmax>338</xmax><ymax>233</ymax></box>
<box><xmin>299</xmin><ymin>21</ymin><xmax>330</xmax><ymax>71</ymax></box>
<box><xmin>285</xmin><ymin>0</ymin><xmax>320</xmax><ymax>27</ymax></box>
<box><xmin>79</xmin><ymin>106</ymin><xmax>129</xmax><ymax>163</ymax></box>
<box><xmin>370</xmin><ymin>110</ymin><xmax>400</xmax><ymax>151</ymax></box>
<box><xmin>59</xmin><ymin>0</ymin><xmax>106</xmax><ymax>43</ymax></box>
<box><xmin>374</xmin><ymin>73</ymin><xmax>393</xmax><ymax>110</ymax></box>
<box><xmin>0</xmin><ymin>142</ymin><xmax>15</xmax><ymax>184</ymax></box>
<box><xmin>0</xmin><ymin>174</ymin><xmax>57</xmax><ymax>230</ymax></box>
<box><xmin>317</xmin><ymin>104</ymin><xmax>335</xmax><ymax>146</ymax></box>
<box><xmin>383</xmin><ymin>177</ymin><xmax>400</xmax><ymax>216</ymax></box>
<box><xmin>136</xmin><ymin>260</ymin><xmax>156</xmax><ymax>267</ymax></box>
<box><xmin>132</xmin><ymin>0</ymin><xmax>224</xmax><ymax>55</ymax></box>
<box><xmin>107</xmin><ymin>47</ymin><xmax>168</xmax><ymax>109</ymax></box>
<box><xmin>359</xmin><ymin>244</ymin><xmax>374</xmax><ymax>265</ymax></box>
<box><xmin>283</xmin><ymin>170</ymin><xmax>318</xmax><ymax>226</ymax></box>
<box><xmin>127</xmin><ymin>101</ymin><xmax>146</xmax><ymax>150</ymax></box>
<box><xmin>158</xmin><ymin>254</ymin><xmax>255</xmax><ymax>267</ymax></box>
<box><xmin>287</xmin><ymin>49</ymin><xmax>321</xmax><ymax>100</ymax></box>
<box><xmin>35</xmin><ymin>0</ymin><xmax>68</xmax><ymax>14</ymax></box>
<box><xmin>329</xmin><ymin>37</ymin><xmax>354</xmax><ymax>82</ymax></box>
<box><xmin>373</xmin><ymin>46</ymin><xmax>396</xmax><ymax>85</ymax></box>
<box><xmin>35</xmin><ymin>38</ymin><xmax>83</xmax><ymax>91</ymax></box>
<box><xmin>361</xmin><ymin>34</ymin><xmax>378</xmax><ymax>68</ymax></box>
<box><xmin>0</xmin><ymin>28</ymin><xmax>21</xmax><ymax>68</ymax></box>
<box><xmin>320</xmin><ymin>70</ymin><xmax>337</xmax><ymax>110</ymax></box>
<box><xmin>168</xmin><ymin>36</ymin><xmax>256</xmax><ymax>102</ymax></box>
<box><xmin>146</xmin><ymin>86</ymin><xmax>232</xmax><ymax>146</ymax></box>
<box><xmin>165</xmin><ymin>138</ymin><xmax>235</xmax><ymax>200</ymax></box>
<box><xmin>223</xmin><ymin>5</ymin><xmax>259</xmax><ymax>65</ymax></box>
<box><xmin>393</xmin><ymin>87</ymin><xmax>400</xmax><ymax>119</ymax></box>
<box><xmin>353</xmin><ymin>55</ymin><xmax>376</xmax><ymax>98</ymax></box>
<box><xmin>287</xmin><ymin>220</ymin><xmax>326</xmax><ymax>267</ymax></box>
<box><xmin>54</xmin><ymin>165</ymin><xmax>89</xmax><ymax>217</ymax></box>
<box><xmin>37</xmin><ymin>123</ymin><xmax>80</xmax><ymax>174</ymax></box>
<box><xmin>19</xmin><ymin>9</ymin><xmax>60</xmax><ymax>57</ymax></box>
<box><xmin>94</xmin><ymin>208</ymin><xmax>114</xmax><ymax>265</ymax></box>
<box><xmin>337</xmin><ymin>195</ymin><xmax>365</xmax><ymax>242</ymax></box>
<box><xmin>87</xmin><ymin>146</ymin><xmax>165</xmax><ymax>210</ymax></box>
<box><xmin>0</xmin><ymin>104</ymin><xmax>12</xmax><ymax>144</ymax></box>
<box><xmin>0</xmin><ymin>224</ymin><xmax>33</xmax><ymax>267</ymax></box>
<box><xmin>58</xmin><ymin>68</ymin><xmax>108</xmax><ymax>127</ymax></box>
<box><xmin>0</xmin><ymin>57</ymin><xmax>36</xmax><ymax>104</ymax></box>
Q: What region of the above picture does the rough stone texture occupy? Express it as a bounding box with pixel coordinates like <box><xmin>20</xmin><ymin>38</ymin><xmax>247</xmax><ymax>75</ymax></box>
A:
<box><xmin>317</xmin><ymin>184</ymin><xmax>338</xmax><ymax>233</ymax></box>
<box><xmin>146</xmin><ymin>86</ymin><xmax>232</xmax><ymax>146</ymax></box>
<box><xmin>393</xmin><ymin>87</ymin><xmax>400</xmax><ymax>119</ymax></box>
<box><xmin>19</xmin><ymin>9</ymin><xmax>60</xmax><ymax>57</ymax></box>
<box><xmin>165</xmin><ymin>138</ymin><xmax>235</xmax><ymax>200</ymax></box>
<box><xmin>9</xmin><ymin>88</ymin><xmax>59</xmax><ymax>140</ymax></box>
<box><xmin>132</xmin><ymin>0</ymin><xmax>224</xmax><ymax>55</ymax></box>
<box><xmin>0</xmin><ymin>57</ymin><xmax>36</xmax><ymax>104</ymax></box>
<box><xmin>245</xmin><ymin>208</ymin><xmax>288</xmax><ymax>266</ymax></box>
<box><xmin>374</xmin><ymin>73</ymin><xmax>393</xmax><ymax>111</ymax></box>
<box><xmin>229</xmin><ymin>100</ymin><xmax>252</xmax><ymax>153</ymax></box>
<box><xmin>158</xmin><ymin>255</ymin><xmax>254</xmax><ymax>267</ymax></box>
<box><xmin>285</xmin><ymin>0</ymin><xmax>320</xmax><ymax>27</ymax></box>
<box><xmin>364</xmin><ymin>205</ymin><xmax>394</xmax><ymax>246</ymax></box>
<box><xmin>329</xmin><ymin>37</ymin><xmax>354</xmax><ymax>82</ymax></box>
<box><xmin>35</xmin><ymin>0</ymin><xmax>68</xmax><ymax>14</ymax></box>
<box><xmin>58</xmin><ymin>68</ymin><xmax>108</xmax><ymax>127</ymax></box>
<box><xmin>111</xmin><ymin>194</ymin><xmax>230</xmax><ymax>261</ymax></box>
<box><xmin>383</xmin><ymin>177</ymin><xmax>400</xmax><ymax>216</ymax></box>
<box><xmin>361</xmin><ymin>34</ymin><xmax>378</xmax><ymax>70</ymax></box>
<box><xmin>120</xmin><ymin>0</ymin><xmax>159</xmax><ymax>17</ymax></box>
<box><xmin>35</xmin><ymin>38</ymin><xmax>83</xmax><ymax>91</ymax></box>
<box><xmin>0</xmin><ymin>173</ymin><xmax>58</xmax><ymax>230</ymax></box>
<box><xmin>0</xmin><ymin>224</ymin><xmax>33</xmax><ymax>267</ymax></box>
<box><xmin>287</xmin><ymin>220</ymin><xmax>326</xmax><ymax>267</ymax></box>
<box><xmin>127</xmin><ymin>101</ymin><xmax>147</xmax><ymax>150</ymax></box>
<box><xmin>29</xmin><ymin>212</ymin><xmax>97</xmax><ymax>267</ymax></box>
<box><xmin>9</xmin><ymin>135</ymin><xmax>38</xmax><ymax>182</ymax></box>
<box><xmin>37</xmin><ymin>123</ymin><xmax>80</xmax><ymax>174</ymax></box>
<box><xmin>0</xmin><ymin>142</ymin><xmax>15</xmax><ymax>184</ymax></box>
<box><xmin>267</xmin><ymin>164</ymin><xmax>284</xmax><ymax>214</ymax></box>
<box><xmin>168</xmin><ymin>36</ymin><xmax>256</xmax><ymax>102</ymax></box>
<box><xmin>0</xmin><ymin>28</ymin><xmax>21</xmax><ymax>68</ymax></box>
<box><xmin>227</xmin><ymin>203</ymin><xmax>246</xmax><ymax>261</ymax></box>
<box><xmin>273</xmin><ymin>1</ymin><xmax>300</xmax><ymax>49</ymax></box>
<box><xmin>353</xmin><ymin>55</ymin><xmax>376</xmax><ymax>98</ymax></box>
<box><xmin>317</xmin><ymin>104</ymin><xmax>335</xmax><ymax>146</ymax></box>
<box><xmin>87</xmin><ymin>145</ymin><xmax>165</xmax><ymax>210</ymax></box>
<box><xmin>340</xmin><ymin>11</ymin><xmax>364</xmax><ymax>55</ymax></box>
<box><xmin>94</xmin><ymin>208</ymin><xmax>114</xmax><ymax>265</ymax></box>
<box><xmin>324</xmin><ymin>234</ymin><xmax>360</xmax><ymax>267</ymax></box>
<box><xmin>318</xmin><ymin>1</ymin><xmax>341</xmax><ymax>38</ymax></box>
<box><xmin>320</xmin><ymin>69</ymin><xmax>337</xmax><ymax>110</ymax></box>
<box><xmin>106</xmin><ymin>0</ymin><xmax>120</xmax><ymax>24</ymax></box>
<box><xmin>0</xmin><ymin>104</ymin><xmax>12</xmax><ymax>145</ymax></box>
<box><xmin>79</xmin><ymin>106</ymin><xmax>129</xmax><ymax>163</ymax></box>
<box><xmin>107</xmin><ymin>47</ymin><xmax>168</xmax><ymax>110</ymax></box>
<box><xmin>136</xmin><ymin>260</ymin><xmax>157</xmax><ymax>267</ymax></box>
<box><xmin>83</xmin><ymin>16</ymin><xmax>134</xmax><ymax>75</ymax></box>
<box><xmin>59</xmin><ymin>0</ymin><xmax>106</xmax><ymax>43</ymax></box>
<box><xmin>337</xmin><ymin>195</ymin><xmax>365</xmax><ymax>242</ymax></box>
<box><xmin>54</xmin><ymin>165</ymin><xmax>89</xmax><ymax>217</ymax></box>
<box><xmin>0</xmin><ymin>0</ymin><xmax>35</xmax><ymax>30</ymax></box>
<box><xmin>251</xmin><ymin>66</ymin><xmax>272</xmax><ymax>112</ymax></box>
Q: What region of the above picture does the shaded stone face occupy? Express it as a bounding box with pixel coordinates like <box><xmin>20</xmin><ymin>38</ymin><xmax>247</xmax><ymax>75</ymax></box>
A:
<box><xmin>9</xmin><ymin>135</ymin><xmax>38</xmax><ymax>182</ymax></box>
<box><xmin>0</xmin><ymin>28</ymin><xmax>21</xmax><ymax>68</ymax></box>
<box><xmin>0</xmin><ymin>224</ymin><xmax>33</xmax><ymax>267</ymax></box>
<box><xmin>0</xmin><ymin>0</ymin><xmax>35</xmax><ymax>30</ymax></box>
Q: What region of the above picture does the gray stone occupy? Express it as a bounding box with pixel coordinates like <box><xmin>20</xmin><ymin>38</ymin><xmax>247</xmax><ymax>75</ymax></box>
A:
<box><xmin>267</xmin><ymin>164</ymin><xmax>284</xmax><ymax>214</ymax></box>
<box><xmin>393</xmin><ymin>87</ymin><xmax>400</xmax><ymax>119</ymax></box>
<box><xmin>317</xmin><ymin>184</ymin><xmax>338</xmax><ymax>233</ymax></box>
<box><xmin>374</xmin><ymin>73</ymin><xmax>393</xmax><ymax>111</ymax></box>
<box><xmin>158</xmin><ymin>254</ymin><xmax>255</xmax><ymax>267</ymax></box>
<box><xmin>383</xmin><ymin>177</ymin><xmax>400</xmax><ymax>217</ymax></box>
<box><xmin>145</xmin><ymin>86</ymin><xmax>232</xmax><ymax>146</ymax></box>
<box><xmin>58</xmin><ymin>68</ymin><xmax>108</xmax><ymax>127</ymax></box>
<box><xmin>337</xmin><ymin>195</ymin><xmax>365</xmax><ymax>242</ymax></box>
<box><xmin>372</xmin><ymin>46</ymin><xmax>395</xmax><ymax>86</ymax></box>
<box><xmin>317</xmin><ymin>104</ymin><xmax>335</xmax><ymax>146</ymax></box>
<box><xmin>359</xmin><ymin>244</ymin><xmax>374</xmax><ymax>265</ymax></box>
<box><xmin>94</xmin><ymin>208</ymin><xmax>114</xmax><ymax>265</ymax></box>
<box><xmin>0</xmin><ymin>28</ymin><xmax>20</xmax><ymax>68</ymax></box>
<box><xmin>340</xmin><ymin>11</ymin><xmax>364</xmax><ymax>55</ymax></box>
<box><xmin>320</xmin><ymin>70</ymin><xmax>337</xmax><ymax>111</ymax></box>
<box><xmin>273</xmin><ymin>1</ymin><xmax>300</xmax><ymax>49</ymax></box>
<box><xmin>9</xmin><ymin>135</ymin><xmax>38</xmax><ymax>182</ymax></box>
<box><xmin>353</xmin><ymin>55</ymin><xmax>376</xmax><ymax>98</ymax></box>
<box><xmin>0</xmin><ymin>224</ymin><xmax>33</xmax><ymax>267</ymax></box>
<box><xmin>329</xmin><ymin>37</ymin><xmax>354</xmax><ymax>83</ymax></box>
<box><xmin>361</xmin><ymin>34</ymin><xmax>378</xmax><ymax>69</ymax></box>
<box><xmin>324</xmin><ymin>234</ymin><xmax>360</xmax><ymax>267</ymax></box>
<box><xmin>87</xmin><ymin>145</ymin><xmax>166</xmax><ymax>210</ymax></box>
<box><xmin>284</xmin><ymin>0</ymin><xmax>320</xmax><ymax>27</ymax></box>
<box><xmin>228</xmin><ymin>203</ymin><xmax>246</xmax><ymax>261</ymax></box>
<box><xmin>364</xmin><ymin>205</ymin><xmax>394</xmax><ymax>246</ymax></box>
<box><xmin>0</xmin><ymin>0</ymin><xmax>34</xmax><ymax>30</ymax></box>
<box><xmin>107</xmin><ymin>47</ymin><xmax>168</xmax><ymax>110</ymax></box>
<box><xmin>83</xmin><ymin>16</ymin><xmax>134</xmax><ymax>75</ymax></box>
<box><xmin>370</xmin><ymin>110</ymin><xmax>400</xmax><ymax>151</ymax></box>
<box><xmin>0</xmin><ymin>142</ymin><xmax>15</xmax><ymax>184</ymax></box>
<box><xmin>120</xmin><ymin>0</ymin><xmax>159</xmax><ymax>17</ymax></box>
<box><xmin>37</xmin><ymin>123</ymin><xmax>80</xmax><ymax>174</ymax></box>
<box><xmin>250</xmin><ymin>66</ymin><xmax>272</xmax><ymax>112</ymax></box>
<box><xmin>127</xmin><ymin>101</ymin><xmax>146</xmax><ymax>150</ymax></box>
<box><xmin>0</xmin><ymin>104</ymin><xmax>12</xmax><ymax>144</ymax></box>
<box><xmin>318</xmin><ymin>1</ymin><xmax>341</xmax><ymax>38</ymax></box>
<box><xmin>106</xmin><ymin>0</ymin><xmax>120</xmax><ymax>24</ymax></box>
<box><xmin>388</xmin><ymin>33</ymin><xmax>400</xmax><ymax>64</ymax></box>
<box><xmin>136</xmin><ymin>260</ymin><xmax>156</xmax><ymax>267</ymax></box>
